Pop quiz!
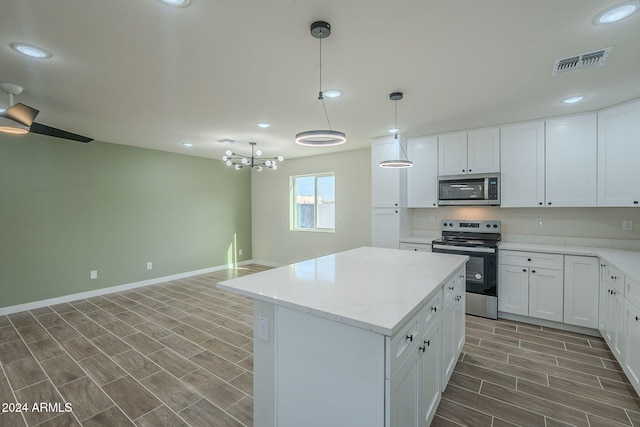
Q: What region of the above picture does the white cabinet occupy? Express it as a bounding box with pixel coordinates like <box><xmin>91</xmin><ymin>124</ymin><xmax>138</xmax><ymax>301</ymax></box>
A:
<box><xmin>563</xmin><ymin>256</ymin><xmax>600</xmax><ymax>329</ymax></box>
<box><xmin>498</xmin><ymin>250</ymin><xmax>563</xmax><ymax>322</ymax></box>
<box><xmin>545</xmin><ymin>113</ymin><xmax>598</xmax><ymax>207</ymax></box>
<box><xmin>441</xmin><ymin>270</ymin><xmax>465</xmax><ymax>387</ymax></box>
<box><xmin>407</xmin><ymin>136</ymin><xmax>438</xmax><ymax>208</ymax></box>
<box><xmin>624</xmin><ymin>299</ymin><xmax>640</xmax><ymax>390</ymax></box>
<box><xmin>372</xmin><ymin>208</ymin><xmax>401</xmax><ymax>249</ymax></box>
<box><xmin>372</xmin><ymin>135</ymin><xmax>406</xmax><ymax>208</ymax></box>
<box><xmin>419</xmin><ymin>321</ymin><xmax>442</xmax><ymax>426</ymax></box>
<box><xmin>500</xmin><ymin>121</ymin><xmax>545</xmax><ymax>207</ymax></box>
<box><xmin>598</xmin><ymin>100</ymin><xmax>640</xmax><ymax>207</ymax></box>
<box><xmin>438</xmin><ymin>128</ymin><xmax>499</xmax><ymax>176</ymax></box>
<box><xmin>600</xmin><ymin>264</ymin><xmax>625</xmax><ymax>360</ymax></box>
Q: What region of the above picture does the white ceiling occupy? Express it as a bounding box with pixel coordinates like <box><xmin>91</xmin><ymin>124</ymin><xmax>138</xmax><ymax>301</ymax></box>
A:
<box><xmin>2</xmin><ymin>0</ymin><xmax>640</xmax><ymax>161</ymax></box>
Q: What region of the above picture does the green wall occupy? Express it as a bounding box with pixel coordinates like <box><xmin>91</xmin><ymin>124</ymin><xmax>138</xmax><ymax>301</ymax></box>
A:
<box><xmin>0</xmin><ymin>133</ymin><xmax>252</xmax><ymax>309</ymax></box>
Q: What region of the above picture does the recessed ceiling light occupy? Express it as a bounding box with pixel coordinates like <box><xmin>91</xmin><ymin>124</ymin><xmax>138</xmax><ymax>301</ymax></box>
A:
<box><xmin>256</xmin><ymin>122</ymin><xmax>271</xmax><ymax>128</ymax></box>
<box><xmin>157</xmin><ymin>0</ymin><xmax>190</xmax><ymax>6</ymax></box>
<box><xmin>324</xmin><ymin>90</ymin><xmax>342</xmax><ymax>98</ymax></box>
<box><xmin>10</xmin><ymin>42</ymin><xmax>51</xmax><ymax>59</ymax></box>
<box><xmin>594</xmin><ymin>1</ymin><xmax>640</xmax><ymax>24</ymax></box>
<box><xmin>562</xmin><ymin>95</ymin><xmax>586</xmax><ymax>104</ymax></box>
<box><xmin>387</xmin><ymin>127</ymin><xmax>400</xmax><ymax>133</ymax></box>
<box><xmin>182</xmin><ymin>142</ymin><xmax>194</xmax><ymax>147</ymax></box>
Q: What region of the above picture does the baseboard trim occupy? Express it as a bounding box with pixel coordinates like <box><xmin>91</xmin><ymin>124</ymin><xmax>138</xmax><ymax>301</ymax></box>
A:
<box><xmin>0</xmin><ymin>260</ymin><xmax>257</xmax><ymax>316</ymax></box>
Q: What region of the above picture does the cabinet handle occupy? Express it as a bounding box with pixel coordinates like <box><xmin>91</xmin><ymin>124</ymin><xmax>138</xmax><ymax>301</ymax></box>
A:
<box><xmin>548</xmin><ymin>202</ymin><xmax>552</xmax><ymax>205</ymax></box>
<box><xmin>424</xmin><ymin>340</ymin><xmax>431</xmax><ymax>347</ymax></box>
<box><xmin>527</xmin><ymin>258</ymin><xmax>532</xmax><ymax>262</ymax></box>
<box><xmin>634</xmin><ymin>201</ymin><xmax>639</xmax><ymax>205</ymax></box>
<box><xmin>455</xmin><ymin>295</ymin><xmax>462</xmax><ymax>302</ymax></box>
<box><xmin>532</xmin><ymin>270</ymin><xmax>536</xmax><ymax>273</ymax></box>
<box><xmin>523</xmin><ymin>269</ymin><xmax>527</xmax><ymax>272</ymax></box>
<box><xmin>449</xmin><ymin>286</ymin><xmax>455</xmax><ymax>291</ymax></box>
<box><xmin>406</xmin><ymin>334</ymin><xmax>413</xmax><ymax>342</ymax></box>
<box><xmin>431</xmin><ymin>306</ymin><xmax>438</xmax><ymax>313</ymax></box>
<box><xmin>419</xmin><ymin>345</ymin><xmax>426</xmax><ymax>353</ymax></box>
<box><xmin>468</xmin><ymin>169</ymin><xmax>472</xmax><ymax>172</ymax></box>
<box><xmin>460</xmin><ymin>274</ymin><xmax>464</xmax><ymax>279</ymax></box>
<box><xmin>539</xmin><ymin>202</ymin><xmax>543</xmax><ymax>205</ymax></box>
<box><xmin>636</xmin><ymin>316</ymin><xmax>640</xmax><ymax>322</ymax></box>
<box><xmin>462</xmin><ymin>169</ymin><xmax>466</xmax><ymax>172</ymax></box>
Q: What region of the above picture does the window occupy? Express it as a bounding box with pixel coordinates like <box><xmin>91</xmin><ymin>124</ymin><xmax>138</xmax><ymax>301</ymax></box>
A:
<box><xmin>290</xmin><ymin>173</ymin><xmax>335</xmax><ymax>231</ymax></box>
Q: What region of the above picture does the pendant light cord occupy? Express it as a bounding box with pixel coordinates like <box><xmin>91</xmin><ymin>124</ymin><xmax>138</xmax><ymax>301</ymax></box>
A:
<box><xmin>317</xmin><ymin>31</ymin><xmax>333</xmax><ymax>131</ymax></box>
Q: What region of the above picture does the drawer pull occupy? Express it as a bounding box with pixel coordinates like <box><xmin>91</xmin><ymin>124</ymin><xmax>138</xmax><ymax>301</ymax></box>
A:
<box><xmin>531</xmin><ymin>270</ymin><xmax>536</xmax><ymax>274</ymax></box>
<box><xmin>406</xmin><ymin>334</ymin><xmax>413</xmax><ymax>342</ymax></box>
<box><xmin>419</xmin><ymin>345</ymin><xmax>426</xmax><ymax>352</ymax></box>
<box><xmin>523</xmin><ymin>269</ymin><xmax>527</xmax><ymax>272</ymax></box>
<box><xmin>527</xmin><ymin>258</ymin><xmax>532</xmax><ymax>262</ymax></box>
<box><xmin>636</xmin><ymin>316</ymin><xmax>640</xmax><ymax>322</ymax></box>
<box><xmin>431</xmin><ymin>306</ymin><xmax>438</xmax><ymax>313</ymax></box>
<box><xmin>448</xmin><ymin>286</ymin><xmax>455</xmax><ymax>291</ymax></box>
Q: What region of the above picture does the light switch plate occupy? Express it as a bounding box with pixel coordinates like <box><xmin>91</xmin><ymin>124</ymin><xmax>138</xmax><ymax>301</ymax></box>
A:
<box><xmin>535</xmin><ymin>218</ymin><xmax>543</xmax><ymax>227</ymax></box>
<box><xmin>623</xmin><ymin>219</ymin><xmax>633</xmax><ymax>231</ymax></box>
<box><xmin>258</xmin><ymin>316</ymin><xmax>269</xmax><ymax>341</ymax></box>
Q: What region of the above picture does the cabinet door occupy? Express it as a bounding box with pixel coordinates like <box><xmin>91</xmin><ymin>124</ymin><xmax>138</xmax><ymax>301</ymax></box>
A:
<box><xmin>372</xmin><ymin>208</ymin><xmax>400</xmax><ymax>249</ymax></box>
<box><xmin>467</xmin><ymin>127</ymin><xmax>500</xmax><ymax>174</ymax></box>
<box><xmin>454</xmin><ymin>289</ymin><xmax>465</xmax><ymax>355</ymax></box>
<box><xmin>598</xmin><ymin>100</ymin><xmax>640</xmax><ymax>207</ymax></box>
<box><xmin>390</xmin><ymin>348</ymin><xmax>420</xmax><ymax>427</ymax></box>
<box><xmin>500</xmin><ymin>121</ymin><xmax>545</xmax><ymax>207</ymax></box>
<box><xmin>529</xmin><ymin>268</ymin><xmax>564</xmax><ymax>322</ymax></box>
<box><xmin>625</xmin><ymin>299</ymin><xmax>640</xmax><ymax>390</ymax></box>
<box><xmin>609</xmin><ymin>286</ymin><xmax>625</xmax><ymax>360</ymax></box>
<box><xmin>419</xmin><ymin>322</ymin><xmax>441</xmax><ymax>427</ymax></box>
<box><xmin>438</xmin><ymin>132</ymin><xmax>468</xmax><ymax>176</ymax></box>
<box><xmin>564</xmin><ymin>256</ymin><xmax>599</xmax><ymax>329</ymax></box>
<box><xmin>372</xmin><ymin>136</ymin><xmax>402</xmax><ymax>208</ymax></box>
<box><xmin>598</xmin><ymin>261</ymin><xmax>609</xmax><ymax>335</ymax></box>
<box><xmin>545</xmin><ymin>113</ymin><xmax>597</xmax><ymax>207</ymax></box>
<box><xmin>498</xmin><ymin>264</ymin><xmax>529</xmax><ymax>316</ymax></box>
<box><xmin>407</xmin><ymin>136</ymin><xmax>438</xmax><ymax>208</ymax></box>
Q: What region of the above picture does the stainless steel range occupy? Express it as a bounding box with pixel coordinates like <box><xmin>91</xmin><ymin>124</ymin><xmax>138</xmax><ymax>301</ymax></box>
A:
<box><xmin>431</xmin><ymin>219</ymin><xmax>501</xmax><ymax>319</ymax></box>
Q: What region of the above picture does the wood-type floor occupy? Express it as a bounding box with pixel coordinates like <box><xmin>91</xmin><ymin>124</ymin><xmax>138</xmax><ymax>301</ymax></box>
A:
<box><xmin>1</xmin><ymin>264</ymin><xmax>638</xmax><ymax>426</ymax></box>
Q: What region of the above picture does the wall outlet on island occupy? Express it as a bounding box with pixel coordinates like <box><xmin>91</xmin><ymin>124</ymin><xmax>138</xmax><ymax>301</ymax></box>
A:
<box><xmin>147</xmin><ymin>262</ymin><xmax>153</xmax><ymax>270</ymax></box>
<box><xmin>90</xmin><ymin>270</ymin><xmax>98</xmax><ymax>280</ymax></box>
<box><xmin>623</xmin><ymin>219</ymin><xmax>633</xmax><ymax>231</ymax></box>
<box><xmin>238</xmin><ymin>249</ymin><xmax>243</xmax><ymax>256</ymax></box>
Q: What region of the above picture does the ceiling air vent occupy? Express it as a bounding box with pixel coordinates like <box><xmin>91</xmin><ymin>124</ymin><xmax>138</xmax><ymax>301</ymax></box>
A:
<box><xmin>552</xmin><ymin>47</ymin><xmax>612</xmax><ymax>75</ymax></box>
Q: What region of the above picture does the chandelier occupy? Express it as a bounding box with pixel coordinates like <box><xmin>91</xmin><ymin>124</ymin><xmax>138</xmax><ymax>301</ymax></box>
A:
<box><xmin>222</xmin><ymin>142</ymin><xmax>283</xmax><ymax>171</ymax></box>
<box><xmin>295</xmin><ymin>21</ymin><xmax>347</xmax><ymax>147</ymax></box>
<box><xmin>380</xmin><ymin>92</ymin><xmax>413</xmax><ymax>168</ymax></box>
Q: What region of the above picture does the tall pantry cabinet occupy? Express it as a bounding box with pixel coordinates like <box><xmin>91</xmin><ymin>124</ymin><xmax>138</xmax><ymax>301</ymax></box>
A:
<box><xmin>371</xmin><ymin>135</ymin><xmax>409</xmax><ymax>248</ymax></box>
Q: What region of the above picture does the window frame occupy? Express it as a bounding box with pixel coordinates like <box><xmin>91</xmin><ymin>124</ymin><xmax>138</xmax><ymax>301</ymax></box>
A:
<box><xmin>289</xmin><ymin>172</ymin><xmax>336</xmax><ymax>233</ymax></box>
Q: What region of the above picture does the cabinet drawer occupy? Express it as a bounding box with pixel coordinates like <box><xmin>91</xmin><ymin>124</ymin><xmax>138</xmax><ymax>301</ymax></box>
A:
<box><xmin>420</xmin><ymin>292</ymin><xmax>442</xmax><ymax>332</ymax></box>
<box><xmin>627</xmin><ymin>276</ymin><xmax>640</xmax><ymax>308</ymax></box>
<box><xmin>606</xmin><ymin>265</ymin><xmax>625</xmax><ymax>295</ymax></box>
<box><xmin>389</xmin><ymin>312</ymin><xmax>420</xmax><ymax>376</ymax></box>
<box><xmin>500</xmin><ymin>250</ymin><xmax>563</xmax><ymax>270</ymax></box>
<box><xmin>443</xmin><ymin>269</ymin><xmax>465</xmax><ymax>303</ymax></box>
<box><xmin>400</xmin><ymin>243</ymin><xmax>432</xmax><ymax>252</ymax></box>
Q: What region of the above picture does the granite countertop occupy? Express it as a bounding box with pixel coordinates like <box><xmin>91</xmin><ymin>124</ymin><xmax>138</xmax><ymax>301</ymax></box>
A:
<box><xmin>499</xmin><ymin>242</ymin><xmax>640</xmax><ymax>283</ymax></box>
<box><xmin>218</xmin><ymin>246</ymin><xmax>467</xmax><ymax>336</ymax></box>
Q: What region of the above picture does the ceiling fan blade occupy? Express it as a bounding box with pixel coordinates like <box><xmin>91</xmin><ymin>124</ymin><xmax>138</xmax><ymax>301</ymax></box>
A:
<box><xmin>30</xmin><ymin>122</ymin><xmax>94</xmax><ymax>143</ymax></box>
<box><xmin>5</xmin><ymin>103</ymin><xmax>39</xmax><ymax>126</ymax></box>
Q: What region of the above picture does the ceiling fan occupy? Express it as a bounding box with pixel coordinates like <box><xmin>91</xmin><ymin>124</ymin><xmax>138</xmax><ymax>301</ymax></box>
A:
<box><xmin>0</xmin><ymin>82</ymin><xmax>93</xmax><ymax>143</ymax></box>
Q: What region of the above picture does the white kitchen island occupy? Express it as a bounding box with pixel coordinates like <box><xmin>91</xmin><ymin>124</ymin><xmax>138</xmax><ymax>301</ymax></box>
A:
<box><xmin>218</xmin><ymin>247</ymin><xmax>468</xmax><ymax>427</ymax></box>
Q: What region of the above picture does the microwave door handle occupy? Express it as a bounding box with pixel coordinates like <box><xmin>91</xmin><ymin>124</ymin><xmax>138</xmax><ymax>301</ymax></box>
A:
<box><xmin>484</xmin><ymin>178</ymin><xmax>489</xmax><ymax>200</ymax></box>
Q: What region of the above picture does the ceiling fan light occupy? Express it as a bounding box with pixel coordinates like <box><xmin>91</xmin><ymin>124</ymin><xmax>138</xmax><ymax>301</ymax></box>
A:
<box><xmin>0</xmin><ymin>116</ymin><xmax>29</xmax><ymax>134</ymax></box>
<box><xmin>295</xmin><ymin>130</ymin><xmax>347</xmax><ymax>146</ymax></box>
<box><xmin>379</xmin><ymin>159</ymin><xmax>413</xmax><ymax>169</ymax></box>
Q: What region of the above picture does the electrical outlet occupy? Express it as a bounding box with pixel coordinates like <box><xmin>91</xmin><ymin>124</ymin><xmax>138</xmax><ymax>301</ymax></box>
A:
<box><xmin>238</xmin><ymin>249</ymin><xmax>243</xmax><ymax>256</ymax></box>
<box><xmin>623</xmin><ymin>219</ymin><xmax>633</xmax><ymax>231</ymax></box>
<box><xmin>535</xmin><ymin>218</ymin><xmax>543</xmax><ymax>227</ymax></box>
<box><xmin>428</xmin><ymin>215</ymin><xmax>435</xmax><ymax>224</ymax></box>
<box><xmin>147</xmin><ymin>262</ymin><xmax>153</xmax><ymax>270</ymax></box>
<box><xmin>258</xmin><ymin>316</ymin><xmax>269</xmax><ymax>341</ymax></box>
<box><xmin>90</xmin><ymin>270</ymin><xmax>98</xmax><ymax>280</ymax></box>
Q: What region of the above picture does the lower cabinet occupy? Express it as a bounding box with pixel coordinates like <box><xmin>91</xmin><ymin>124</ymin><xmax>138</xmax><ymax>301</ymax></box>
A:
<box><xmin>564</xmin><ymin>256</ymin><xmax>599</xmax><ymax>328</ymax></box>
<box><xmin>624</xmin><ymin>298</ymin><xmax>640</xmax><ymax>390</ymax></box>
<box><xmin>529</xmin><ymin>268</ymin><xmax>564</xmax><ymax>322</ymax></box>
<box><xmin>600</xmin><ymin>264</ymin><xmax>625</xmax><ymax>360</ymax></box>
<box><xmin>442</xmin><ymin>271</ymin><xmax>465</xmax><ymax>387</ymax></box>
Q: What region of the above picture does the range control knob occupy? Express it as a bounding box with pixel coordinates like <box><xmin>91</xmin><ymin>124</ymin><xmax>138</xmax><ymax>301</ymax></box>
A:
<box><xmin>493</xmin><ymin>224</ymin><xmax>498</xmax><ymax>228</ymax></box>
<box><xmin>449</xmin><ymin>223</ymin><xmax>453</xmax><ymax>227</ymax></box>
<box><xmin>486</xmin><ymin>224</ymin><xmax>491</xmax><ymax>228</ymax></box>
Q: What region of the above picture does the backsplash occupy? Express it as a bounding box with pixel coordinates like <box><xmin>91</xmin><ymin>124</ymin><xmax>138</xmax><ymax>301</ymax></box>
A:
<box><xmin>411</xmin><ymin>206</ymin><xmax>640</xmax><ymax>250</ymax></box>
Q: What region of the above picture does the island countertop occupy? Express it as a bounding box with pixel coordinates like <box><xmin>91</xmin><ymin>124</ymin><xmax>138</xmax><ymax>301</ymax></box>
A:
<box><xmin>218</xmin><ymin>246</ymin><xmax>467</xmax><ymax>336</ymax></box>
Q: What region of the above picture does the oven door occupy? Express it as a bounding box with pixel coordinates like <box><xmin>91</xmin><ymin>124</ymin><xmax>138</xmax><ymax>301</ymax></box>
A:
<box><xmin>431</xmin><ymin>244</ymin><xmax>497</xmax><ymax>297</ymax></box>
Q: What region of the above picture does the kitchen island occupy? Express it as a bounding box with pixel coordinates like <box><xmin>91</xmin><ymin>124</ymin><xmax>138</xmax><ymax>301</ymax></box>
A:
<box><xmin>218</xmin><ymin>246</ymin><xmax>468</xmax><ymax>427</ymax></box>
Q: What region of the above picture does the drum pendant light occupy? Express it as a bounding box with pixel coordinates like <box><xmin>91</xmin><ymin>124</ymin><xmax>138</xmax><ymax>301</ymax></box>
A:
<box><xmin>295</xmin><ymin>21</ymin><xmax>347</xmax><ymax>147</ymax></box>
<box><xmin>380</xmin><ymin>92</ymin><xmax>413</xmax><ymax>168</ymax></box>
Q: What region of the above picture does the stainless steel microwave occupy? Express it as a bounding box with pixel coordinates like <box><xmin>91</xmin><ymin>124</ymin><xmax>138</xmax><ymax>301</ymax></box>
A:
<box><xmin>438</xmin><ymin>173</ymin><xmax>500</xmax><ymax>206</ymax></box>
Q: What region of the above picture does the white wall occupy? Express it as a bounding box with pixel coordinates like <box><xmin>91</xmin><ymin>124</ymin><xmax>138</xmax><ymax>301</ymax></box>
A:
<box><xmin>252</xmin><ymin>148</ymin><xmax>371</xmax><ymax>265</ymax></box>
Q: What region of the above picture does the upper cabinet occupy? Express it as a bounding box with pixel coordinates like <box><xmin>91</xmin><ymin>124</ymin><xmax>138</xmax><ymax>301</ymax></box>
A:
<box><xmin>407</xmin><ymin>136</ymin><xmax>438</xmax><ymax>208</ymax></box>
<box><xmin>500</xmin><ymin>121</ymin><xmax>545</xmax><ymax>207</ymax></box>
<box><xmin>598</xmin><ymin>100</ymin><xmax>640</xmax><ymax>207</ymax></box>
<box><xmin>371</xmin><ymin>135</ymin><xmax>406</xmax><ymax>208</ymax></box>
<box><xmin>545</xmin><ymin>113</ymin><xmax>597</xmax><ymax>207</ymax></box>
<box><xmin>438</xmin><ymin>128</ymin><xmax>499</xmax><ymax>176</ymax></box>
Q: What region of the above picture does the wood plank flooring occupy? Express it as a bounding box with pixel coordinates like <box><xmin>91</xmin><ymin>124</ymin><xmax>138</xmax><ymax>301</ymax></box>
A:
<box><xmin>0</xmin><ymin>264</ymin><xmax>637</xmax><ymax>426</ymax></box>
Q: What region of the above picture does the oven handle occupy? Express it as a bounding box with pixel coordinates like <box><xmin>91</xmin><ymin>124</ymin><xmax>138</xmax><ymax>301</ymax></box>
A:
<box><xmin>432</xmin><ymin>244</ymin><xmax>496</xmax><ymax>254</ymax></box>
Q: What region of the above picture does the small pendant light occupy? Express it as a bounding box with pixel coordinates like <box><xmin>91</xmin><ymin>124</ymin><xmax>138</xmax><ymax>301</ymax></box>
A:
<box><xmin>295</xmin><ymin>21</ymin><xmax>347</xmax><ymax>147</ymax></box>
<box><xmin>380</xmin><ymin>92</ymin><xmax>413</xmax><ymax>168</ymax></box>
